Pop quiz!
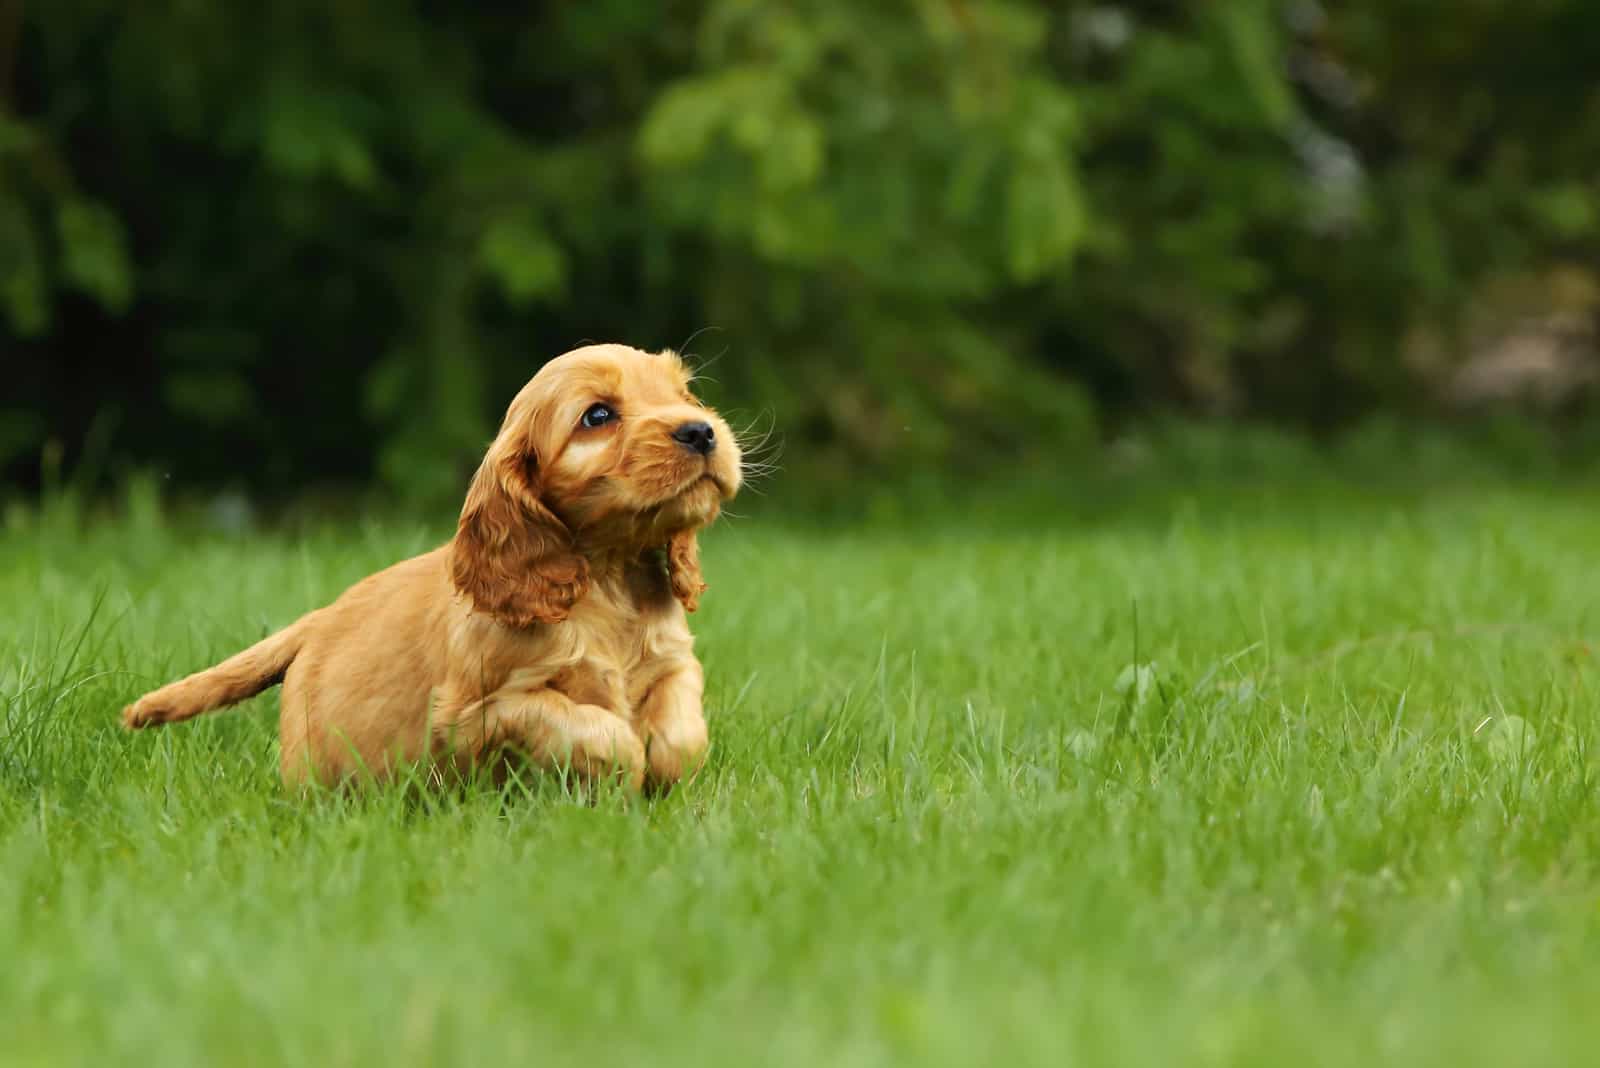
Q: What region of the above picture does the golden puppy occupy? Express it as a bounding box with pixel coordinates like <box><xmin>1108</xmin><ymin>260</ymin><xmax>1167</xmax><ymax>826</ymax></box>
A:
<box><xmin>122</xmin><ymin>343</ymin><xmax>741</xmax><ymax>792</ymax></box>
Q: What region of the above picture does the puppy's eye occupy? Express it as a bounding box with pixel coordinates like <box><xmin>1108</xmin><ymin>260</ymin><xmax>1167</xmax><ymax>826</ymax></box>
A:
<box><xmin>581</xmin><ymin>403</ymin><xmax>616</xmax><ymax>429</ymax></box>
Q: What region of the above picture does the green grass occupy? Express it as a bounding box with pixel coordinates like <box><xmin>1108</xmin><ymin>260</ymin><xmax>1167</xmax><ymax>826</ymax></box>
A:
<box><xmin>4</xmin><ymin>472</ymin><xmax>1600</xmax><ymax>1066</ymax></box>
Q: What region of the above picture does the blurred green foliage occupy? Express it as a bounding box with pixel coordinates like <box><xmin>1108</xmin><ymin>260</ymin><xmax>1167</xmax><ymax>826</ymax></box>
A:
<box><xmin>4</xmin><ymin>1</ymin><xmax>1598</xmax><ymax>502</ymax></box>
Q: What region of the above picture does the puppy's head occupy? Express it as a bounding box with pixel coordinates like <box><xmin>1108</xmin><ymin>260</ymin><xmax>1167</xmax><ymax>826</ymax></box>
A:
<box><xmin>450</xmin><ymin>344</ymin><xmax>742</xmax><ymax>626</ymax></box>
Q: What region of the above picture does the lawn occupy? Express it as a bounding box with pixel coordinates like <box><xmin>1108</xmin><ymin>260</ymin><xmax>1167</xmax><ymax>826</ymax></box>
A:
<box><xmin>3</xmin><ymin>467</ymin><xmax>1599</xmax><ymax>1066</ymax></box>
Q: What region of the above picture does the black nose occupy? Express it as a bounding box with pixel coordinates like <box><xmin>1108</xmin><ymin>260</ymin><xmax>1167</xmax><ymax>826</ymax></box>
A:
<box><xmin>671</xmin><ymin>421</ymin><xmax>716</xmax><ymax>455</ymax></box>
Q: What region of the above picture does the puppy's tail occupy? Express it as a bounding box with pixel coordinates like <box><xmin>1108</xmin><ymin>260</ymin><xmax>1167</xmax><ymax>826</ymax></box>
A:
<box><xmin>122</xmin><ymin>612</ymin><xmax>317</xmax><ymax>730</ymax></box>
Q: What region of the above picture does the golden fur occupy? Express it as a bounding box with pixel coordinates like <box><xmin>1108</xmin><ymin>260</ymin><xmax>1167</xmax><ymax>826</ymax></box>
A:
<box><xmin>121</xmin><ymin>343</ymin><xmax>742</xmax><ymax>792</ymax></box>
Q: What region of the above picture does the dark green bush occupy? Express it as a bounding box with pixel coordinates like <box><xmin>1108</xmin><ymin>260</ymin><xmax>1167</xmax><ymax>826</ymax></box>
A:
<box><xmin>4</xmin><ymin>1</ymin><xmax>1597</xmax><ymax>502</ymax></box>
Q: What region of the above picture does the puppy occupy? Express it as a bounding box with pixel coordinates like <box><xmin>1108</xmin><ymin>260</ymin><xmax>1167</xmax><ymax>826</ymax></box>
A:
<box><xmin>122</xmin><ymin>343</ymin><xmax>741</xmax><ymax>792</ymax></box>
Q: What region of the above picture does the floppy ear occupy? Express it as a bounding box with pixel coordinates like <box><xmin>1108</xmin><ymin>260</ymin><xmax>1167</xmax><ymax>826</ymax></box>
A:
<box><xmin>449</xmin><ymin>447</ymin><xmax>589</xmax><ymax>627</ymax></box>
<box><xmin>666</xmin><ymin>528</ymin><xmax>707</xmax><ymax>613</ymax></box>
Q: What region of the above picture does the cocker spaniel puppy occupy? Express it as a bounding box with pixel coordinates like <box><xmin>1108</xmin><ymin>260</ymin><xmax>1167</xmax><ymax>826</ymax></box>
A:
<box><xmin>122</xmin><ymin>343</ymin><xmax>741</xmax><ymax>792</ymax></box>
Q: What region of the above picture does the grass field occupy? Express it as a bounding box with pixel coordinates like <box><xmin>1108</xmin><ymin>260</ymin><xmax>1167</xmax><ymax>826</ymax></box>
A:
<box><xmin>3</xmin><ymin>466</ymin><xmax>1600</xmax><ymax>1066</ymax></box>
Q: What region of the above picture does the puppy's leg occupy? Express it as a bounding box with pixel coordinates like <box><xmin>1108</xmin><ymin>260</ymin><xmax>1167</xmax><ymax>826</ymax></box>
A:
<box><xmin>637</xmin><ymin>662</ymin><xmax>709</xmax><ymax>792</ymax></box>
<box><xmin>440</xmin><ymin>689</ymin><xmax>645</xmax><ymax>792</ymax></box>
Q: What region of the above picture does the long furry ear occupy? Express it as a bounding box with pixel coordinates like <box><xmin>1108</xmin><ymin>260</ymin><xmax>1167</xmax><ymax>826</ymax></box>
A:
<box><xmin>449</xmin><ymin>449</ymin><xmax>589</xmax><ymax>627</ymax></box>
<box><xmin>666</xmin><ymin>529</ymin><xmax>707</xmax><ymax>613</ymax></box>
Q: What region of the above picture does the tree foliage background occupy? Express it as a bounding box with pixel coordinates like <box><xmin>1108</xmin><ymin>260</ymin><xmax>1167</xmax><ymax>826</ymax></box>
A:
<box><xmin>5</xmin><ymin>1</ymin><xmax>1599</xmax><ymax>504</ymax></box>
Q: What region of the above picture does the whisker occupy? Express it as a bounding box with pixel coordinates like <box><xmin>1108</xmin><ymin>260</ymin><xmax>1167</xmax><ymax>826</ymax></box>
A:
<box><xmin>677</xmin><ymin>326</ymin><xmax>724</xmax><ymax>360</ymax></box>
<box><xmin>739</xmin><ymin>436</ymin><xmax>783</xmax><ymax>459</ymax></box>
<box><xmin>694</xmin><ymin>346</ymin><xmax>730</xmax><ymax>376</ymax></box>
<box><xmin>731</xmin><ymin>409</ymin><xmax>781</xmax><ymax>456</ymax></box>
<box><xmin>738</xmin><ymin>466</ymin><xmax>782</xmax><ymax>491</ymax></box>
<box><xmin>738</xmin><ymin>440</ymin><xmax>784</xmax><ymax>469</ymax></box>
<box><xmin>682</xmin><ymin>337</ymin><xmax>731</xmax><ymax>386</ymax></box>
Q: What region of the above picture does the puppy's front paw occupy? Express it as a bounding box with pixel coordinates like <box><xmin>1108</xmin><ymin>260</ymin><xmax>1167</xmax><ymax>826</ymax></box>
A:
<box><xmin>571</xmin><ymin>719</ymin><xmax>647</xmax><ymax>793</ymax></box>
<box><xmin>122</xmin><ymin>698</ymin><xmax>166</xmax><ymax>730</ymax></box>
<box><xmin>644</xmin><ymin>719</ymin><xmax>709</xmax><ymax>794</ymax></box>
